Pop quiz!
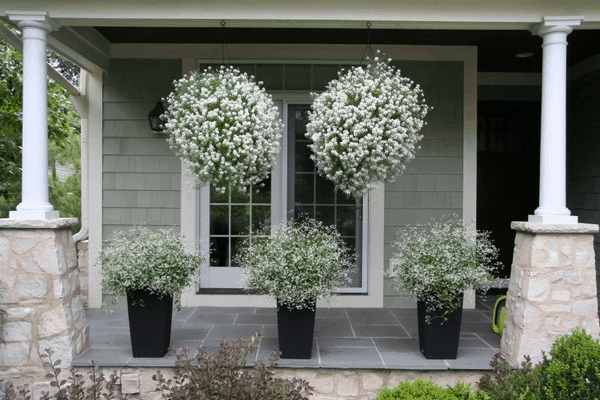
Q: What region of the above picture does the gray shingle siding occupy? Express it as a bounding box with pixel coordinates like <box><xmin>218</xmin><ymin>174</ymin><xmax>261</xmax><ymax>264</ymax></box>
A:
<box><xmin>102</xmin><ymin>59</ymin><xmax>182</xmax><ymax>240</ymax></box>
<box><xmin>383</xmin><ymin>61</ymin><xmax>464</xmax><ymax>307</ymax></box>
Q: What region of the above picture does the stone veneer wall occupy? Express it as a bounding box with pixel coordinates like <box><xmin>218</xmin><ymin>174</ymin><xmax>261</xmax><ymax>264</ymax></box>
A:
<box><xmin>0</xmin><ymin>219</ymin><xmax>88</xmax><ymax>372</ymax></box>
<box><xmin>8</xmin><ymin>367</ymin><xmax>484</xmax><ymax>400</ymax></box>
<box><xmin>501</xmin><ymin>222</ymin><xmax>600</xmax><ymax>365</ymax></box>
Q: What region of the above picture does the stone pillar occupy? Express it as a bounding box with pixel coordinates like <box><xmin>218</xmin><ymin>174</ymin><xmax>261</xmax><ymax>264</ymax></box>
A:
<box><xmin>7</xmin><ymin>13</ymin><xmax>60</xmax><ymax>220</ymax></box>
<box><xmin>0</xmin><ymin>219</ymin><xmax>88</xmax><ymax>370</ymax></box>
<box><xmin>501</xmin><ymin>222</ymin><xmax>600</xmax><ymax>365</ymax></box>
<box><xmin>529</xmin><ymin>17</ymin><xmax>582</xmax><ymax>224</ymax></box>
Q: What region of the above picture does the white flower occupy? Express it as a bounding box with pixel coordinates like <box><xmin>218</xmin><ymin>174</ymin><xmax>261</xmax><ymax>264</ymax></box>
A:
<box><xmin>163</xmin><ymin>66</ymin><xmax>282</xmax><ymax>194</ymax></box>
<box><xmin>306</xmin><ymin>51</ymin><xmax>429</xmax><ymax>199</ymax></box>
<box><xmin>234</xmin><ymin>218</ymin><xmax>356</xmax><ymax>310</ymax></box>
<box><xmin>99</xmin><ymin>226</ymin><xmax>202</xmax><ymax>298</ymax></box>
<box><xmin>387</xmin><ymin>215</ymin><xmax>501</xmax><ymax>320</ymax></box>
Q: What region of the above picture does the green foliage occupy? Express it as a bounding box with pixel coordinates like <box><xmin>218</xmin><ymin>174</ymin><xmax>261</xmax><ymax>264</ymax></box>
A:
<box><xmin>49</xmin><ymin>172</ymin><xmax>81</xmax><ymax>231</ymax></box>
<box><xmin>0</xmin><ymin>32</ymin><xmax>80</xmax><ymax>218</ymax></box>
<box><xmin>375</xmin><ymin>378</ymin><xmax>486</xmax><ymax>400</ymax></box>
<box><xmin>49</xmin><ymin>131</ymin><xmax>82</xmax><ymax>231</ymax></box>
<box><xmin>478</xmin><ymin>353</ymin><xmax>539</xmax><ymax>400</ymax></box>
<box><xmin>446</xmin><ymin>381</ymin><xmax>491</xmax><ymax>400</ymax></box>
<box><xmin>99</xmin><ymin>226</ymin><xmax>202</xmax><ymax>298</ymax></box>
<box><xmin>155</xmin><ymin>332</ymin><xmax>312</xmax><ymax>400</ymax></box>
<box><xmin>537</xmin><ymin>327</ymin><xmax>600</xmax><ymax>400</ymax></box>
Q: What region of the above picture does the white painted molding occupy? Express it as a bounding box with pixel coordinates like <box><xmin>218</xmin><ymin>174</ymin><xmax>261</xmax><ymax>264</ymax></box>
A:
<box><xmin>87</xmin><ymin>66</ymin><xmax>104</xmax><ymax>308</ymax></box>
<box><xmin>48</xmin><ymin>26</ymin><xmax>111</xmax><ymax>72</ymax></box>
<box><xmin>2</xmin><ymin>0</ymin><xmax>600</xmax><ymax>29</ymax></box>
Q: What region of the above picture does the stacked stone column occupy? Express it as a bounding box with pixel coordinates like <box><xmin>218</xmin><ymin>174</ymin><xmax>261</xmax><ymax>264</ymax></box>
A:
<box><xmin>501</xmin><ymin>222</ymin><xmax>600</xmax><ymax>365</ymax></box>
<box><xmin>0</xmin><ymin>219</ymin><xmax>88</xmax><ymax>370</ymax></box>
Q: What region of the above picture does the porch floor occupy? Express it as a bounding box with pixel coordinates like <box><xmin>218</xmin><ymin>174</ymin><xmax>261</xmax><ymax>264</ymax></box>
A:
<box><xmin>73</xmin><ymin>297</ymin><xmax>501</xmax><ymax>370</ymax></box>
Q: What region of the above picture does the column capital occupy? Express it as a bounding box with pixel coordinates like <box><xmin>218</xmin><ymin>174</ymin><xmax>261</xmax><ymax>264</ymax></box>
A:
<box><xmin>7</xmin><ymin>11</ymin><xmax>60</xmax><ymax>32</ymax></box>
<box><xmin>531</xmin><ymin>16</ymin><xmax>583</xmax><ymax>37</ymax></box>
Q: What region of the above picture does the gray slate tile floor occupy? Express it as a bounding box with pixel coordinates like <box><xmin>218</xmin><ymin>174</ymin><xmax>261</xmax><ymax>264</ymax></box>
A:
<box><xmin>73</xmin><ymin>297</ymin><xmax>501</xmax><ymax>370</ymax></box>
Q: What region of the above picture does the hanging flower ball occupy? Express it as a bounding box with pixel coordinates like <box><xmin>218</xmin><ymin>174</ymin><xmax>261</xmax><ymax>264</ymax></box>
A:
<box><xmin>306</xmin><ymin>52</ymin><xmax>429</xmax><ymax>199</ymax></box>
<box><xmin>163</xmin><ymin>66</ymin><xmax>282</xmax><ymax>194</ymax></box>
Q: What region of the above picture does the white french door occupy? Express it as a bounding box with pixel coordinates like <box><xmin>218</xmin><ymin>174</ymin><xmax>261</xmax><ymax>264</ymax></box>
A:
<box><xmin>198</xmin><ymin>101</ymin><xmax>367</xmax><ymax>293</ymax></box>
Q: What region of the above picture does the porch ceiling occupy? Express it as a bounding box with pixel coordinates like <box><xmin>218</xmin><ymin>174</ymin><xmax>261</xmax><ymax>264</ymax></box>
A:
<box><xmin>94</xmin><ymin>27</ymin><xmax>600</xmax><ymax>73</ymax></box>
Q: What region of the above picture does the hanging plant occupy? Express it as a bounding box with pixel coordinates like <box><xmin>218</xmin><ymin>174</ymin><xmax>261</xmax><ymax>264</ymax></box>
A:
<box><xmin>163</xmin><ymin>66</ymin><xmax>282</xmax><ymax>194</ymax></box>
<box><xmin>306</xmin><ymin>52</ymin><xmax>429</xmax><ymax>199</ymax></box>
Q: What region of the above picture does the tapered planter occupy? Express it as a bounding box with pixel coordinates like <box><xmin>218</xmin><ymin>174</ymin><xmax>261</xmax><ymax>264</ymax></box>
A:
<box><xmin>277</xmin><ymin>301</ymin><xmax>316</xmax><ymax>359</ymax></box>
<box><xmin>127</xmin><ymin>289</ymin><xmax>173</xmax><ymax>357</ymax></box>
<box><xmin>417</xmin><ymin>294</ymin><xmax>463</xmax><ymax>359</ymax></box>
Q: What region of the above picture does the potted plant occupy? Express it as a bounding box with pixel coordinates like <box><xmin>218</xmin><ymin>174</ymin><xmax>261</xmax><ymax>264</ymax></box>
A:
<box><xmin>234</xmin><ymin>217</ymin><xmax>355</xmax><ymax>359</ymax></box>
<box><xmin>306</xmin><ymin>51</ymin><xmax>429</xmax><ymax>199</ymax></box>
<box><xmin>388</xmin><ymin>215</ymin><xmax>500</xmax><ymax>359</ymax></box>
<box><xmin>99</xmin><ymin>226</ymin><xmax>201</xmax><ymax>357</ymax></box>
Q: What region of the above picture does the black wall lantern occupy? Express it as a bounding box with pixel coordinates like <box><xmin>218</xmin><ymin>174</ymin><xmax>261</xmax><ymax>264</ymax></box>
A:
<box><xmin>148</xmin><ymin>100</ymin><xmax>165</xmax><ymax>132</ymax></box>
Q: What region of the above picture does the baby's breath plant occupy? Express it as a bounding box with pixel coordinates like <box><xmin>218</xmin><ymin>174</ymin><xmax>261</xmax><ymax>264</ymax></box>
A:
<box><xmin>163</xmin><ymin>65</ymin><xmax>282</xmax><ymax>194</ymax></box>
<box><xmin>99</xmin><ymin>226</ymin><xmax>201</xmax><ymax>298</ymax></box>
<box><xmin>306</xmin><ymin>51</ymin><xmax>429</xmax><ymax>199</ymax></box>
<box><xmin>388</xmin><ymin>216</ymin><xmax>500</xmax><ymax>317</ymax></box>
<box><xmin>235</xmin><ymin>218</ymin><xmax>355</xmax><ymax>310</ymax></box>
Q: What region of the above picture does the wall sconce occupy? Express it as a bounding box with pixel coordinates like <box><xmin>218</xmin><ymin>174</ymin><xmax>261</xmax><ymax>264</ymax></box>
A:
<box><xmin>148</xmin><ymin>100</ymin><xmax>165</xmax><ymax>132</ymax></box>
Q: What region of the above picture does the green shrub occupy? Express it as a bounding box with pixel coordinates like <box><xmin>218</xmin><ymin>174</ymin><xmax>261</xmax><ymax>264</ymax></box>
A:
<box><xmin>478</xmin><ymin>353</ymin><xmax>539</xmax><ymax>400</ymax></box>
<box><xmin>375</xmin><ymin>378</ymin><xmax>488</xmax><ymax>400</ymax></box>
<box><xmin>537</xmin><ymin>327</ymin><xmax>600</xmax><ymax>400</ymax></box>
<box><xmin>447</xmin><ymin>381</ymin><xmax>490</xmax><ymax>400</ymax></box>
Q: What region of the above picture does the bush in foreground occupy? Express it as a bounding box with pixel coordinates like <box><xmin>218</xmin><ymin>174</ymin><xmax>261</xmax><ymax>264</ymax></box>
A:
<box><xmin>537</xmin><ymin>327</ymin><xmax>600</xmax><ymax>400</ymax></box>
<box><xmin>375</xmin><ymin>378</ymin><xmax>488</xmax><ymax>400</ymax></box>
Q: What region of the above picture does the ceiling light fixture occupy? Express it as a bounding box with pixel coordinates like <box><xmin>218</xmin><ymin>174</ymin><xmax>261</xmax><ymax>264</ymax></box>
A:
<box><xmin>515</xmin><ymin>52</ymin><xmax>535</xmax><ymax>58</ymax></box>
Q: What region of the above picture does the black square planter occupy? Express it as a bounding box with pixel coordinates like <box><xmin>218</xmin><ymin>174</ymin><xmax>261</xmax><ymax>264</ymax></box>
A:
<box><xmin>127</xmin><ymin>289</ymin><xmax>173</xmax><ymax>358</ymax></box>
<box><xmin>277</xmin><ymin>302</ymin><xmax>316</xmax><ymax>359</ymax></box>
<box><xmin>417</xmin><ymin>296</ymin><xmax>463</xmax><ymax>359</ymax></box>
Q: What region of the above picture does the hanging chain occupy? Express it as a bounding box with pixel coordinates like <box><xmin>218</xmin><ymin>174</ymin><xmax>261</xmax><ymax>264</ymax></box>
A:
<box><xmin>360</xmin><ymin>21</ymin><xmax>376</xmax><ymax>64</ymax></box>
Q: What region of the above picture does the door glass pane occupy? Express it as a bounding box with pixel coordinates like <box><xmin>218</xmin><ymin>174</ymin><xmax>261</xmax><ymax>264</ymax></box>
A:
<box><xmin>288</xmin><ymin>104</ymin><xmax>362</xmax><ymax>288</ymax></box>
<box><xmin>231</xmin><ymin>205</ymin><xmax>250</xmax><ymax>235</ymax></box>
<box><xmin>295</xmin><ymin>173</ymin><xmax>314</xmax><ymax>205</ymax></box>
<box><xmin>210</xmin><ymin>237</ymin><xmax>229</xmax><ymax>267</ymax></box>
<box><xmin>315</xmin><ymin>175</ymin><xmax>335</xmax><ymax>204</ymax></box>
<box><xmin>209</xmin><ymin>180</ymin><xmax>271</xmax><ymax>267</ymax></box>
<box><xmin>252</xmin><ymin>205</ymin><xmax>271</xmax><ymax>231</ymax></box>
<box><xmin>210</xmin><ymin>205</ymin><xmax>229</xmax><ymax>235</ymax></box>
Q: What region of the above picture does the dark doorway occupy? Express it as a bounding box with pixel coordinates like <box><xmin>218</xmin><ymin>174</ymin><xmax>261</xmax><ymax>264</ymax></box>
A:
<box><xmin>477</xmin><ymin>101</ymin><xmax>540</xmax><ymax>277</ymax></box>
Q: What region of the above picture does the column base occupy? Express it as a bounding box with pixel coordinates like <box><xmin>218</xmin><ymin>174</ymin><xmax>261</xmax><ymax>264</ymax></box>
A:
<box><xmin>501</xmin><ymin>221</ymin><xmax>600</xmax><ymax>366</ymax></box>
<box><xmin>528</xmin><ymin>214</ymin><xmax>578</xmax><ymax>224</ymax></box>
<box><xmin>0</xmin><ymin>218</ymin><xmax>87</xmax><ymax>368</ymax></box>
<box><xmin>9</xmin><ymin>210</ymin><xmax>60</xmax><ymax>220</ymax></box>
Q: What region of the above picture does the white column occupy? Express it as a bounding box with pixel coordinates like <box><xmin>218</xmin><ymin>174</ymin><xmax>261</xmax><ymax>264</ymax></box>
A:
<box><xmin>529</xmin><ymin>17</ymin><xmax>582</xmax><ymax>224</ymax></box>
<box><xmin>8</xmin><ymin>13</ymin><xmax>60</xmax><ymax>220</ymax></box>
